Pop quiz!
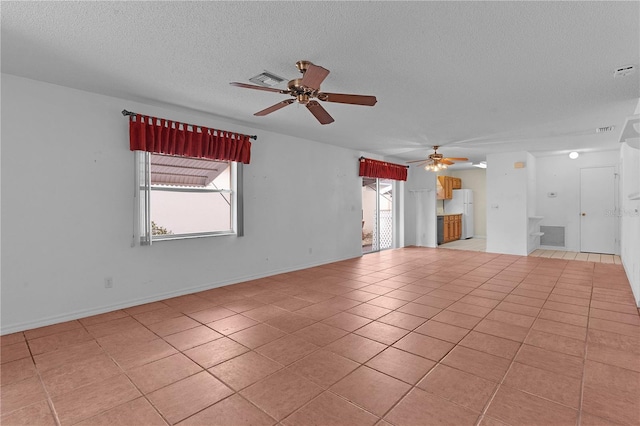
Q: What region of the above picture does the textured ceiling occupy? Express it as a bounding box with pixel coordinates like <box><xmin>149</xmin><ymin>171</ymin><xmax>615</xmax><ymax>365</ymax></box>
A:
<box><xmin>2</xmin><ymin>1</ymin><xmax>639</xmax><ymax>167</ymax></box>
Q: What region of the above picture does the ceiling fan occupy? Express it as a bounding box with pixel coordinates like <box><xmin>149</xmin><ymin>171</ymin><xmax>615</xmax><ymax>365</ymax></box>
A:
<box><xmin>230</xmin><ymin>60</ymin><xmax>377</xmax><ymax>125</ymax></box>
<box><xmin>407</xmin><ymin>146</ymin><xmax>469</xmax><ymax>171</ymax></box>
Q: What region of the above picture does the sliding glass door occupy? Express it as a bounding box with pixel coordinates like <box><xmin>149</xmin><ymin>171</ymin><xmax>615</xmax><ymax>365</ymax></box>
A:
<box><xmin>362</xmin><ymin>178</ymin><xmax>393</xmax><ymax>253</ymax></box>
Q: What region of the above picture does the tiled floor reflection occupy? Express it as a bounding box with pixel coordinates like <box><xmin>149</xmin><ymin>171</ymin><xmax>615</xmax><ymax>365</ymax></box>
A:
<box><xmin>1</xmin><ymin>247</ymin><xmax>639</xmax><ymax>425</ymax></box>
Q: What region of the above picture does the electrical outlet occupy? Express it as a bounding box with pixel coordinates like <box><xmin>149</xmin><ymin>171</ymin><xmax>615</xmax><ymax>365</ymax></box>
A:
<box><xmin>104</xmin><ymin>277</ymin><xmax>113</xmax><ymax>288</ymax></box>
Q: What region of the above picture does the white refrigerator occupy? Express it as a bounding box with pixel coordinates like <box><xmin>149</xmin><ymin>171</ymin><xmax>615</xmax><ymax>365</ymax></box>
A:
<box><xmin>445</xmin><ymin>189</ymin><xmax>474</xmax><ymax>239</ymax></box>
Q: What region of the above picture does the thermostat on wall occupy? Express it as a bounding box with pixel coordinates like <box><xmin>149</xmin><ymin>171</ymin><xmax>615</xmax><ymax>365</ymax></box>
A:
<box><xmin>547</xmin><ymin>192</ymin><xmax>557</xmax><ymax>198</ymax></box>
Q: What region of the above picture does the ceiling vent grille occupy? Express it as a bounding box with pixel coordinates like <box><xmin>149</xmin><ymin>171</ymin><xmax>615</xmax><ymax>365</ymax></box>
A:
<box><xmin>596</xmin><ymin>126</ymin><xmax>615</xmax><ymax>133</ymax></box>
<box><xmin>249</xmin><ymin>71</ymin><xmax>285</xmax><ymax>87</ymax></box>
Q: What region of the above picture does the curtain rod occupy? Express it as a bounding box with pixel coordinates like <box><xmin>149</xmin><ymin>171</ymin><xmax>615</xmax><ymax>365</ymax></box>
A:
<box><xmin>121</xmin><ymin>109</ymin><xmax>257</xmax><ymax>140</ymax></box>
<box><xmin>359</xmin><ymin>156</ymin><xmax>409</xmax><ymax>168</ymax></box>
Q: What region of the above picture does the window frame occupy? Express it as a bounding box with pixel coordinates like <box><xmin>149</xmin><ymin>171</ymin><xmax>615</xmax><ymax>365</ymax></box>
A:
<box><xmin>134</xmin><ymin>151</ymin><xmax>243</xmax><ymax>245</ymax></box>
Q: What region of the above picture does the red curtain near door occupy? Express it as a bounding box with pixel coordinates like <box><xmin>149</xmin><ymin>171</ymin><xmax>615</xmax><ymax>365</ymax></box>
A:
<box><xmin>359</xmin><ymin>157</ymin><xmax>408</xmax><ymax>181</ymax></box>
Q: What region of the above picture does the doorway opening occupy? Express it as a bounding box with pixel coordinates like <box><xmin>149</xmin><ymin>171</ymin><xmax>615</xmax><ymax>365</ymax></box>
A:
<box><xmin>362</xmin><ymin>178</ymin><xmax>393</xmax><ymax>253</ymax></box>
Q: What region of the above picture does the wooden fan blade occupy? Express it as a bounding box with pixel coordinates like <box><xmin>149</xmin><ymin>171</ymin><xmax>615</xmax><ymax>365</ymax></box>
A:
<box><xmin>300</xmin><ymin>64</ymin><xmax>330</xmax><ymax>90</ymax></box>
<box><xmin>230</xmin><ymin>82</ymin><xmax>286</xmax><ymax>93</ymax></box>
<box><xmin>407</xmin><ymin>159</ymin><xmax>430</xmax><ymax>163</ymax></box>
<box><xmin>306</xmin><ymin>101</ymin><xmax>334</xmax><ymax>125</ymax></box>
<box><xmin>441</xmin><ymin>160</ymin><xmax>454</xmax><ymax>165</ymax></box>
<box><xmin>317</xmin><ymin>92</ymin><xmax>377</xmax><ymax>106</ymax></box>
<box><xmin>443</xmin><ymin>157</ymin><xmax>469</xmax><ymax>161</ymax></box>
<box><xmin>254</xmin><ymin>99</ymin><xmax>295</xmax><ymax>116</ymax></box>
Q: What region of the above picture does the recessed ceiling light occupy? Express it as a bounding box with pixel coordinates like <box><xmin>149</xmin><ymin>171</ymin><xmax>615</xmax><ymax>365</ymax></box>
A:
<box><xmin>569</xmin><ymin>151</ymin><xmax>579</xmax><ymax>159</ymax></box>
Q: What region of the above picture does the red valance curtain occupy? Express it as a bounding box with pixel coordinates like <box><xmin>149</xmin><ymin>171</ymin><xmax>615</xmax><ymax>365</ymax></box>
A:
<box><xmin>128</xmin><ymin>113</ymin><xmax>252</xmax><ymax>164</ymax></box>
<box><xmin>359</xmin><ymin>157</ymin><xmax>408</xmax><ymax>181</ymax></box>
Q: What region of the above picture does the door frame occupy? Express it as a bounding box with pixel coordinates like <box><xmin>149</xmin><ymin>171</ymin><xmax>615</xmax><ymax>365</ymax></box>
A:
<box><xmin>579</xmin><ymin>166</ymin><xmax>619</xmax><ymax>254</ymax></box>
<box><xmin>361</xmin><ymin>177</ymin><xmax>395</xmax><ymax>254</ymax></box>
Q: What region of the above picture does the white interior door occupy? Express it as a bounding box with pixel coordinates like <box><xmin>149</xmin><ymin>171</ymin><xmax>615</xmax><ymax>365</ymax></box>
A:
<box><xmin>580</xmin><ymin>167</ymin><xmax>616</xmax><ymax>254</ymax></box>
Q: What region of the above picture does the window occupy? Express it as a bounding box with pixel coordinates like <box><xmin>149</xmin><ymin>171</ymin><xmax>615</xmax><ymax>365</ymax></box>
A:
<box><xmin>136</xmin><ymin>152</ymin><xmax>243</xmax><ymax>244</ymax></box>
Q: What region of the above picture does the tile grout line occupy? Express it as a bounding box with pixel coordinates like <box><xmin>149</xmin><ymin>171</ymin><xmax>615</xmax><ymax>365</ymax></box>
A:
<box><xmin>24</xmin><ymin>337</ymin><xmax>63</xmax><ymax>426</ymax></box>
<box><xmin>575</xmin><ymin>262</ymin><xmax>595</xmax><ymax>426</ymax></box>
<box><xmin>358</xmin><ymin>253</ymin><xmax>521</xmax><ymax>425</ymax></box>
<box><xmin>76</xmin><ymin>312</ymin><xmax>171</xmax><ymax>425</ymax></box>
<box><xmin>7</xmin><ymin>249</ymin><xmax>636</xmax><ymax>425</ymax></box>
<box><xmin>280</xmin><ymin>255</ymin><xmax>499</xmax><ymax>424</ymax></box>
<box><xmin>474</xmin><ymin>257</ymin><xmax>589</xmax><ymax>425</ymax></box>
<box><xmin>473</xmin><ymin>260</ymin><xmax>546</xmax><ymax>426</ymax></box>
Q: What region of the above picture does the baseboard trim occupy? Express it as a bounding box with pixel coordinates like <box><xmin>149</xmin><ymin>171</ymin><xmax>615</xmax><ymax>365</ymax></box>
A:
<box><xmin>1</xmin><ymin>254</ymin><xmax>361</xmax><ymax>335</ymax></box>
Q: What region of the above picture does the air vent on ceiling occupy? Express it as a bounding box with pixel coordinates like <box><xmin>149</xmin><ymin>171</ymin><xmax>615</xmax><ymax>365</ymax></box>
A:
<box><xmin>248</xmin><ymin>71</ymin><xmax>285</xmax><ymax>87</ymax></box>
<box><xmin>596</xmin><ymin>126</ymin><xmax>615</xmax><ymax>133</ymax></box>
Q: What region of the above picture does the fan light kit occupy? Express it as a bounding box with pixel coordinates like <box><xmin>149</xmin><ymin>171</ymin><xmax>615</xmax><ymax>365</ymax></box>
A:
<box><xmin>231</xmin><ymin>60</ymin><xmax>377</xmax><ymax>125</ymax></box>
<box><xmin>425</xmin><ymin>162</ymin><xmax>447</xmax><ymax>171</ymax></box>
<box><xmin>407</xmin><ymin>146</ymin><xmax>469</xmax><ymax>172</ymax></box>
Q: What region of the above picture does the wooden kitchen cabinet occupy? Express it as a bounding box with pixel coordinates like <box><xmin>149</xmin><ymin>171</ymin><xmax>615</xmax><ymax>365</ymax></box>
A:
<box><xmin>443</xmin><ymin>215</ymin><xmax>450</xmax><ymax>242</ymax></box>
<box><xmin>440</xmin><ymin>214</ymin><xmax>462</xmax><ymax>243</ymax></box>
<box><xmin>453</xmin><ymin>214</ymin><xmax>461</xmax><ymax>239</ymax></box>
<box><xmin>451</xmin><ymin>177</ymin><xmax>462</xmax><ymax>189</ymax></box>
<box><xmin>437</xmin><ymin>176</ymin><xmax>454</xmax><ymax>200</ymax></box>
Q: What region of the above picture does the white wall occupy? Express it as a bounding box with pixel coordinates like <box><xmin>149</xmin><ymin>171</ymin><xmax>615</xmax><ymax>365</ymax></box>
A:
<box><xmin>448</xmin><ymin>168</ymin><xmax>487</xmax><ymax>237</ymax></box>
<box><xmin>0</xmin><ymin>74</ymin><xmax>366</xmax><ymax>333</ymax></box>
<box><xmin>619</xmin><ymin>99</ymin><xmax>640</xmax><ymax>306</ymax></box>
<box><xmin>404</xmin><ymin>166</ymin><xmax>437</xmax><ymax>247</ymax></box>
<box><xmin>486</xmin><ymin>151</ymin><xmax>534</xmax><ymax>255</ymax></box>
<box><xmin>526</xmin><ymin>155</ymin><xmax>538</xmax><ymax>253</ymax></box>
<box><xmin>535</xmin><ymin>150</ymin><xmax>620</xmax><ymax>252</ymax></box>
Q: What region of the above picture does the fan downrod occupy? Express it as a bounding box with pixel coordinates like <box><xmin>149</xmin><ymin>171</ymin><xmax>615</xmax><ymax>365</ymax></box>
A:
<box><xmin>295</xmin><ymin>60</ymin><xmax>313</xmax><ymax>73</ymax></box>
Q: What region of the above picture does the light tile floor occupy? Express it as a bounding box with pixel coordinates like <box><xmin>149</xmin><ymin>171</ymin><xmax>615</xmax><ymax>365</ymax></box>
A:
<box><xmin>439</xmin><ymin>238</ymin><xmax>487</xmax><ymax>252</ymax></box>
<box><xmin>530</xmin><ymin>249</ymin><xmax>622</xmax><ymax>264</ymax></box>
<box><xmin>440</xmin><ymin>238</ymin><xmax>623</xmax><ymax>265</ymax></box>
<box><xmin>1</xmin><ymin>247</ymin><xmax>639</xmax><ymax>425</ymax></box>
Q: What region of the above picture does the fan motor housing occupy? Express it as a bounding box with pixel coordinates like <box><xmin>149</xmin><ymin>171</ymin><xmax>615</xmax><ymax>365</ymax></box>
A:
<box><xmin>288</xmin><ymin>78</ymin><xmax>317</xmax><ymax>102</ymax></box>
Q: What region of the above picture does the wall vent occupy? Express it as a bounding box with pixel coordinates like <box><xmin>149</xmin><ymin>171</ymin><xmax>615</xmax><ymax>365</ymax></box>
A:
<box><xmin>596</xmin><ymin>126</ymin><xmax>615</xmax><ymax>133</ymax></box>
<box><xmin>540</xmin><ymin>226</ymin><xmax>565</xmax><ymax>247</ymax></box>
